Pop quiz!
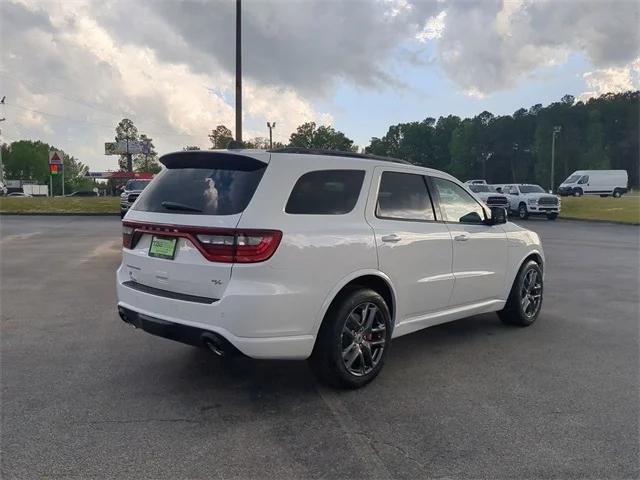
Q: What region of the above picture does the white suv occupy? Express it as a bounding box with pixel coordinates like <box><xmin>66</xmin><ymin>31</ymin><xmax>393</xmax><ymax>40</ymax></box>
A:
<box><xmin>503</xmin><ymin>184</ymin><xmax>561</xmax><ymax>221</ymax></box>
<box><xmin>117</xmin><ymin>149</ymin><xmax>545</xmax><ymax>388</ymax></box>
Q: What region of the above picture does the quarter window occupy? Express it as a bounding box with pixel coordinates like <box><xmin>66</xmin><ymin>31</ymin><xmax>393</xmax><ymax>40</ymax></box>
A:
<box><xmin>376</xmin><ymin>171</ymin><xmax>435</xmax><ymax>221</ymax></box>
<box><xmin>432</xmin><ymin>177</ymin><xmax>486</xmax><ymax>224</ymax></box>
<box><xmin>285</xmin><ymin>170</ymin><xmax>365</xmax><ymax>215</ymax></box>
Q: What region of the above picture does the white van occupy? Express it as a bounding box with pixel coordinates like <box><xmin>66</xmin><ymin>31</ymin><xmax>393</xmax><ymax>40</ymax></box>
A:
<box><xmin>558</xmin><ymin>170</ymin><xmax>628</xmax><ymax>197</ymax></box>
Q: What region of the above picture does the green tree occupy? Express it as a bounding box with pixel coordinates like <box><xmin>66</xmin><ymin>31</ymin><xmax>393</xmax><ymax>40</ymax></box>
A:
<box><xmin>2</xmin><ymin>140</ymin><xmax>50</xmax><ymax>183</ymax></box>
<box><xmin>114</xmin><ymin>118</ymin><xmax>139</xmax><ymax>171</ymax></box>
<box><xmin>134</xmin><ymin>134</ymin><xmax>161</xmax><ymax>173</ymax></box>
<box><xmin>289</xmin><ymin>122</ymin><xmax>356</xmax><ymax>151</ymax></box>
<box><xmin>1</xmin><ymin>140</ymin><xmax>91</xmax><ymax>195</ymax></box>
<box><xmin>209</xmin><ymin>125</ymin><xmax>234</xmax><ymax>149</ymax></box>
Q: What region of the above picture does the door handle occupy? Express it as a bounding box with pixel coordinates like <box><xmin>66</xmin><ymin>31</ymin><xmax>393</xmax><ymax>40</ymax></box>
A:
<box><xmin>381</xmin><ymin>234</ymin><xmax>401</xmax><ymax>243</ymax></box>
<box><xmin>454</xmin><ymin>234</ymin><xmax>469</xmax><ymax>242</ymax></box>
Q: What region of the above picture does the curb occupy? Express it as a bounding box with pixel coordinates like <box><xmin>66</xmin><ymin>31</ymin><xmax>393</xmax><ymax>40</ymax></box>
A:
<box><xmin>558</xmin><ymin>217</ymin><xmax>639</xmax><ymax>226</ymax></box>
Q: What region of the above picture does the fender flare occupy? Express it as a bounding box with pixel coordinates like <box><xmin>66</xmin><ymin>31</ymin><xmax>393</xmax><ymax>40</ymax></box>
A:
<box><xmin>503</xmin><ymin>248</ymin><xmax>545</xmax><ymax>298</ymax></box>
<box><xmin>312</xmin><ymin>269</ymin><xmax>397</xmax><ymax>335</ymax></box>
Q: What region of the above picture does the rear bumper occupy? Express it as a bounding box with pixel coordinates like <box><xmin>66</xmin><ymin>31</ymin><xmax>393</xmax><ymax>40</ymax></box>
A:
<box><xmin>116</xmin><ymin>275</ymin><xmax>315</xmax><ymax>360</ymax></box>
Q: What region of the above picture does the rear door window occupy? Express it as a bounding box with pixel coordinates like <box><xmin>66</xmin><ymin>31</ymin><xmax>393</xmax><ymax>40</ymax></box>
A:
<box><xmin>134</xmin><ymin>156</ymin><xmax>266</xmax><ymax>215</ymax></box>
<box><xmin>376</xmin><ymin>171</ymin><xmax>435</xmax><ymax>221</ymax></box>
<box><xmin>285</xmin><ymin>170</ymin><xmax>365</xmax><ymax>214</ymax></box>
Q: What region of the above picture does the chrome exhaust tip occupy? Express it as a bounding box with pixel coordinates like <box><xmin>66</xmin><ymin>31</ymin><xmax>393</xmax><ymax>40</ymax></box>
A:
<box><xmin>201</xmin><ymin>333</ymin><xmax>226</xmax><ymax>357</ymax></box>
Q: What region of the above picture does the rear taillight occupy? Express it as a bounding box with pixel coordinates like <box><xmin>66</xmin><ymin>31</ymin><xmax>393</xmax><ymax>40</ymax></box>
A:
<box><xmin>197</xmin><ymin>230</ymin><xmax>282</xmax><ymax>263</ymax></box>
<box><xmin>197</xmin><ymin>233</ymin><xmax>236</xmax><ymax>263</ymax></box>
<box><xmin>122</xmin><ymin>222</ymin><xmax>281</xmax><ymax>263</ymax></box>
<box><xmin>122</xmin><ymin>224</ymin><xmax>134</xmax><ymax>249</ymax></box>
<box><xmin>234</xmin><ymin>230</ymin><xmax>283</xmax><ymax>263</ymax></box>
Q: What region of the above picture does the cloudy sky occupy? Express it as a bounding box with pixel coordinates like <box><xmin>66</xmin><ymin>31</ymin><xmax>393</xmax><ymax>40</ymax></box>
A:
<box><xmin>1</xmin><ymin>0</ymin><xmax>639</xmax><ymax>171</ymax></box>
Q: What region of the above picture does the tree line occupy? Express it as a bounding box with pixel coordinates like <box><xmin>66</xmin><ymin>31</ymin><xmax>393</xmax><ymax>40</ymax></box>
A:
<box><xmin>1</xmin><ymin>140</ymin><xmax>92</xmax><ymax>195</ymax></box>
<box><xmin>2</xmin><ymin>91</ymin><xmax>637</xmax><ymax>190</ymax></box>
<box><xmin>206</xmin><ymin>91</ymin><xmax>639</xmax><ymax>188</ymax></box>
<box><xmin>366</xmin><ymin>91</ymin><xmax>639</xmax><ymax>188</ymax></box>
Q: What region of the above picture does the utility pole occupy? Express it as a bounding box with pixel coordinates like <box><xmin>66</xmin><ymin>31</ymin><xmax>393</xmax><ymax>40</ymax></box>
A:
<box><xmin>267</xmin><ymin>122</ymin><xmax>275</xmax><ymax>149</ymax></box>
<box><xmin>550</xmin><ymin>126</ymin><xmax>561</xmax><ymax>193</ymax></box>
<box><xmin>235</xmin><ymin>0</ymin><xmax>242</xmax><ymax>143</ymax></box>
<box><xmin>126</xmin><ymin>138</ymin><xmax>133</xmax><ymax>172</ymax></box>
<box><xmin>0</xmin><ymin>95</ymin><xmax>5</xmax><ymax>184</ymax></box>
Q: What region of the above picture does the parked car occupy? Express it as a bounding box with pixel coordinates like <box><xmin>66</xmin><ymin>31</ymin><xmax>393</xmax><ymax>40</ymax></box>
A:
<box><xmin>117</xmin><ymin>149</ymin><xmax>545</xmax><ymax>388</ymax></box>
<box><xmin>558</xmin><ymin>170</ymin><xmax>628</xmax><ymax>197</ymax></box>
<box><xmin>465</xmin><ymin>179</ymin><xmax>488</xmax><ymax>185</ymax></box>
<box><xmin>67</xmin><ymin>190</ymin><xmax>98</xmax><ymax>197</ymax></box>
<box><xmin>503</xmin><ymin>184</ymin><xmax>560</xmax><ymax>220</ymax></box>
<box><xmin>120</xmin><ymin>179</ymin><xmax>152</xmax><ymax>218</ymax></box>
<box><xmin>467</xmin><ymin>184</ymin><xmax>509</xmax><ymax>210</ymax></box>
<box><xmin>6</xmin><ymin>192</ymin><xmax>32</xmax><ymax>197</ymax></box>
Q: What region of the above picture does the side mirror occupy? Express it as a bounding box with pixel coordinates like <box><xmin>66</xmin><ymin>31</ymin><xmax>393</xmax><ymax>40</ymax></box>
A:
<box><xmin>485</xmin><ymin>207</ymin><xmax>507</xmax><ymax>225</ymax></box>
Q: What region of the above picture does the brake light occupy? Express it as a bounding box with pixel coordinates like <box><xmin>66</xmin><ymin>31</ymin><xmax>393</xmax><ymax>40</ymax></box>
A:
<box><xmin>122</xmin><ymin>222</ymin><xmax>282</xmax><ymax>263</ymax></box>
<box><xmin>122</xmin><ymin>224</ymin><xmax>134</xmax><ymax>249</ymax></box>
<box><xmin>197</xmin><ymin>233</ymin><xmax>236</xmax><ymax>263</ymax></box>
<box><xmin>235</xmin><ymin>230</ymin><xmax>283</xmax><ymax>263</ymax></box>
<box><xmin>197</xmin><ymin>230</ymin><xmax>282</xmax><ymax>263</ymax></box>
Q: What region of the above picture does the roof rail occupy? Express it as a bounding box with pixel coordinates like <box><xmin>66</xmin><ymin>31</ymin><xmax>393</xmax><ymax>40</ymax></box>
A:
<box><xmin>267</xmin><ymin>147</ymin><xmax>412</xmax><ymax>165</ymax></box>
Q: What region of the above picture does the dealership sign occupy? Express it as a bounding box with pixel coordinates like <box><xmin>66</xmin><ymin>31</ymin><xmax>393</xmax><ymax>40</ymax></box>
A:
<box><xmin>104</xmin><ymin>139</ymin><xmax>151</xmax><ymax>155</ymax></box>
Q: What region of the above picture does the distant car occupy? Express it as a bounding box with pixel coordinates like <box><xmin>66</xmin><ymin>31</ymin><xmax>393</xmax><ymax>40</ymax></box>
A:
<box><xmin>503</xmin><ymin>184</ymin><xmax>560</xmax><ymax>220</ymax></box>
<box><xmin>7</xmin><ymin>192</ymin><xmax>32</xmax><ymax>197</ymax></box>
<box><xmin>67</xmin><ymin>191</ymin><xmax>98</xmax><ymax>197</ymax></box>
<box><xmin>468</xmin><ymin>184</ymin><xmax>509</xmax><ymax>210</ymax></box>
<box><xmin>558</xmin><ymin>170</ymin><xmax>628</xmax><ymax>197</ymax></box>
<box><xmin>465</xmin><ymin>179</ymin><xmax>488</xmax><ymax>185</ymax></box>
<box><xmin>120</xmin><ymin>179</ymin><xmax>152</xmax><ymax>218</ymax></box>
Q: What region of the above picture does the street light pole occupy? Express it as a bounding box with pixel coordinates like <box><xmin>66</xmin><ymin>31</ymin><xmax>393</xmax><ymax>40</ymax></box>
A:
<box><xmin>267</xmin><ymin>122</ymin><xmax>276</xmax><ymax>149</ymax></box>
<box><xmin>0</xmin><ymin>95</ymin><xmax>5</xmax><ymax>184</ymax></box>
<box><xmin>550</xmin><ymin>126</ymin><xmax>561</xmax><ymax>193</ymax></box>
<box><xmin>235</xmin><ymin>0</ymin><xmax>242</xmax><ymax>143</ymax></box>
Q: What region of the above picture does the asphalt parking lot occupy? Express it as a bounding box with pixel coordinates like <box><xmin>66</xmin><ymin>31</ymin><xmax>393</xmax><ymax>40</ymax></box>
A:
<box><xmin>1</xmin><ymin>216</ymin><xmax>638</xmax><ymax>479</ymax></box>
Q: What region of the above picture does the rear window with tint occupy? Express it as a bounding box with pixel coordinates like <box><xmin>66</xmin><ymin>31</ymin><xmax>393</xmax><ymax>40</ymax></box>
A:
<box><xmin>133</xmin><ymin>164</ymin><xmax>266</xmax><ymax>215</ymax></box>
<box><xmin>285</xmin><ymin>170</ymin><xmax>365</xmax><ymax>215</ymax></box>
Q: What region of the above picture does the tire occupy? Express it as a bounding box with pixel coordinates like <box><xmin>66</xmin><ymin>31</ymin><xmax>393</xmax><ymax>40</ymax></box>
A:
<box><xmin>546</xmin><ymin>213</ymin><xmax>558</xmax><ymax>220</ymax></box>
<box><xmin>518</xmin><ymin>203</ymin><xmax>529</xmax><ymax>220</ymax></box>
<box><xmin>310</xmin><ymin>287</ymin><xmax>391</xmax><ymax>389</ymax></box>
<box><xmin>498</xmin><ymin>260</ymin><xmax>543</xmax><ymax>327</ymax></box>
<box><xmin>573</xmin><ymin>188</ymin><xmax>583</xmax><ymax>197</ymax></box>
<box><xmin>613</xmin><ymin>189</ymin><xmax>622</xmax><ymax>198</ymax></box>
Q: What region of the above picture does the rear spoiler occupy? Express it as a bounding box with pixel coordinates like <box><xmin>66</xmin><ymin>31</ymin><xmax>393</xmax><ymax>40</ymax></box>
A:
<box><xmin>159</xmin><ymin>150</ymin><xmax>270</xmax><ymax>170</ymax></box>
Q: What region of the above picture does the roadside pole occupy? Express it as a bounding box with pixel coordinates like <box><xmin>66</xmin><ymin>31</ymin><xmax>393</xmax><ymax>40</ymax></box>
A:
<box><xmin>61</xmin><ymin>163</ymin><xmax>65</xmax><ymax>196</ymax></box>
<box><xmin>550</xmin><ymin>126</ymin><xmax>561</xmax><ymax>193</ymax></box>
<box><xmin>49</xmin><ymin>173</ymin><xmax>53</xmax><ymax>197</ymax></box>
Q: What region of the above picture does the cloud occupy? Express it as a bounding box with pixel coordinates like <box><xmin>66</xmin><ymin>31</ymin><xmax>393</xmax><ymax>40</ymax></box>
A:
<box><xmin>580</xmin><ymin>57</ymin><xmax>640</xmax><ymax>101</ymax></box>
<box><xmin>436</xmin><ymin>0</ymin><xmax>640</xmax><ymax>95</ymax></box>
<box><xmin>0</xmin><ymin>0</ymin><xmax>335</xmax><ymax>169</ymax></box>
<box><xmin>416</xmin><ymin>11</ymin><xmax>447</xmax><ymax>42</ymax></box>
<box><xmin>1</xmin><ymin>0</ymin><xmax>639</xmax><ymax>170</ymax></box>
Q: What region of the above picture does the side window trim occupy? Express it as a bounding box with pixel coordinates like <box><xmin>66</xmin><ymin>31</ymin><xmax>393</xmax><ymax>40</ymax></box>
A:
<box><xmin>374</xmin><ymin>170</ymin><xmax>438</xmax><ymax>223</ymax></box>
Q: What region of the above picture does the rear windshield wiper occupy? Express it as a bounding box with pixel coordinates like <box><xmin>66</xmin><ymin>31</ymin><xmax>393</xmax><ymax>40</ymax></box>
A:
<box><xmin>161</xmin><ymin>201</ymin><xmax>203</xmax><ymax>213</ymax></box>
